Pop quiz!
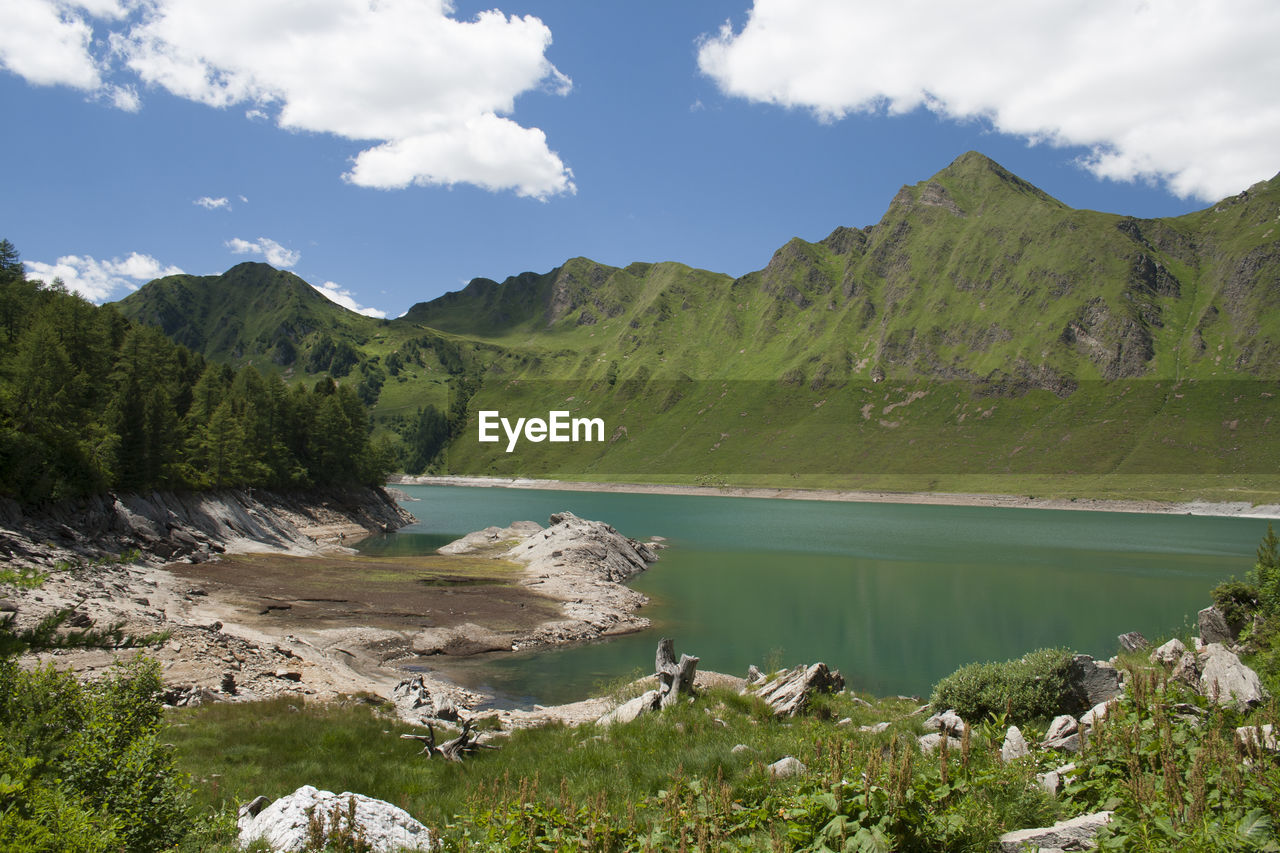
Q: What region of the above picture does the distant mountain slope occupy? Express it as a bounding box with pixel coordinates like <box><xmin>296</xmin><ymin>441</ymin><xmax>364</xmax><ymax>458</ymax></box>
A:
<box><xmin>400</xmin><ymin>152</ymin><xmax>1278</xmax><ymax>388</ymax></box>
<box><xmin>115</xmin><ymin>262</ymin><xmax>380</xmax><ymax>371</ymax></box>
<box><xmin>115</xmin><ymin>152</ymin><xmax>1280</xmax><ymax>497</ymax></box>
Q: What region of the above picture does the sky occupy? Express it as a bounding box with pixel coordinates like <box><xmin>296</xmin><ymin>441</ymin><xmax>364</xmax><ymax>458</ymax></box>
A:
<box><xmin>3</xmin><ymin>0</ymin><xmax>1278</xmax><ymax>320</ymax></box>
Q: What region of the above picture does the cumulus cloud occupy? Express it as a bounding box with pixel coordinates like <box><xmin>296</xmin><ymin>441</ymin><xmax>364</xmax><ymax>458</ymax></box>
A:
<box><xmin>226</xmin><ymin>237</ymin><xmax>300</xmax><ymax>268</ymax></box>
<box><xmin>194</xmin><ymin>196</ymin><xmax>230</xmax><ymax>210</ymax></box>
<box><xmin>697</xmin><ymin>0</ymin><xmax>1280</xmax><ymax>200</ymax></box>
<box><xmin>25</xmin><ymin>251</ymin><xmax>183</xmax><ymax>302</ymax></box>
<box><xmin>313</xmin><ymin>281</ymin><xmax>387</xmax><ymax>319</ymax></box>
<box><xmin>0</xmin><ymin>0</ymin><xmax>574</xmax><ymax>198</ymax></box>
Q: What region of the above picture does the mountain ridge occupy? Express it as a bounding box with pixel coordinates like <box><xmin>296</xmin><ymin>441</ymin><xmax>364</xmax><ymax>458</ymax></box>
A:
<box><xmin>112</xmin><ymin>151</ymin><xmax>1280</xmax><ymax>496</ymax></box>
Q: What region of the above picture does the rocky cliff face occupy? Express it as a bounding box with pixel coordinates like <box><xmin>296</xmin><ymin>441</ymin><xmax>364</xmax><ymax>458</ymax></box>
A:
<box><xmin>0</xmin><ymin>485</ymin><xmax>415</xmax><ymax>568</ymax></box>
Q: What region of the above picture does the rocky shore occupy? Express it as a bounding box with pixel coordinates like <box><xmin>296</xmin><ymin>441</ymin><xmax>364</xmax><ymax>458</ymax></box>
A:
<box><xmin>395</xmin><ymin>475</ymin><xmax>1280</xmax><ymax>519</ymax></box>
<box><xmin>426</xmin><ymin>510</ymin><xmax>661</xmax><ymax>651</ymax></box>
<box><xmin>2</xmin><ymin>486</ymin><xmax>420</xmax><ymax>704</ymax></box>
<box><xmin>0</xmin><ymin>485</ymin><xmax>415</xmax><ymax>568</ymax></box>
<box><xmin>2</xmin><ymin>495</ymin><xmax>664</xmax><ymax>726</ymax></box>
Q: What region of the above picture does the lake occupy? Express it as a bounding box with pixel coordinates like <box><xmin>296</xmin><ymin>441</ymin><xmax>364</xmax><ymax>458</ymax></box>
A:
<box><xmin>358</xmin><ymin>484</ymin><xmax>1266</xmax><ymax>708</ymax></box>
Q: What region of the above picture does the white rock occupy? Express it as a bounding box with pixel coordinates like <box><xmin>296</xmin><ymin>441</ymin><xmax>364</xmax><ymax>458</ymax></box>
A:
<box><xmin>917</xmin><ymin>733</ymin><xmax>961</xmax><ymax>755</ymax></box>
<box><xmin>1079</xmin><ymin>699</ymin><xmax>1115</xmax><ymax>728</ymax></box>
<box><xmin>1001</xmin><ymin>725</ymin><xmax>1029</xmax><ymax>762</ymax></box>
<box><xmin>1043</xmin><ymin>714</ymin><xmax>1078</xmax><ymax>743</ymax></box>
<box><xmin>596</xmin><ymin>690</ymin><xmax>661</xmax><ymax>726</ymax></box>
<box><xmin>768</xmin><ymin>756</ymin><xmax>806</xmax><ymax>778</ymax></box>
<box><xmin>922</xmin><ymin>709</ymin><xmax>967</xmax><ymax>736</ymax></box>
<box><xmin>1236</xmin><ymin>724</ymin><xmax>1278</xmax><ymax>753</ymax></box>
<box><xmin>1149</xmin><ymin>638</ymin><xmax>1187</xmax><ymax>667</ymax></box>
<box><xmin>237</xmin><ymin>786</ymin><xmax>435</xmax><ymax>852</ymax></box>
<box><xmin>1199</xmin><ymin>643</ymin><xmax>1268</xmax><ymax>711</ymax></box>
<box><xmin>998</xmin><ymin>811</ymin><xmax>1112</xmax><ymax>853</ymax></box>
<box><xmin>1035</xmin><ymin>763</ymin><xmax>1077</xmax><ymax>797</ymax></box>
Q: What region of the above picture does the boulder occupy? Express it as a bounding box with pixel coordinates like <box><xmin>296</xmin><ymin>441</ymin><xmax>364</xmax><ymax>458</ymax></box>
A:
<box><xmin>1035</xmin><ymin>763</ymin><xmax>1077</xmax><ymax>797</ymax></box>
<box><xmin>747</xmin><ymin>662</ymin><xmax>844</xmax><ymax>717</ymax></box>
<box><xmin>1149</xmin><ymin>638</ymin><xmax>1187</xmax><ymax>667</ymax></box>
<box><xmin>1042</xmin><ymin>715</ymin><xmax>1081</xmax><ymax>754</ymax></box>
<box><xmin>1199</xmin><ymin>643</ymin><xmax>1267</xmax><ymax>711</ymax></box>
<box><xmin>237</xmin><ymin>785</ymin><xmax>434</xmax><ymax>852</ymax></box>
<box><xmin>596</xmin><ymin>690</ymin><xmax>661</xmax><ymax>726</ymax></box>
<box><xmin>767</xmin><ymin>756</ymin><xmax>806</xmax><ymax>779</ymax></box>
<box><xmin>1117</xmin><ymin>631</ymin><xmax>1149</xmax><ymax>653</ymax></box>
<box><xmin>1236</xmin><ymin>724</ymin><xmax>1278</xmax><ymax>754</ymax></box>
<box><xmin>1198</xmin><ymin>606</ymin><xmax>1238</xmax><ymax>646</ymax></box>
<box><xmin>997</xmin><ymin>811</ymin><xmax>1112</xmax><ymax>853</ymax></box>
<box><xmin>1044</xmin><ymin>714</ymin><xmax>1079</xmax><ymax>742</ymax></box>
<box><xmin>923</xmin><ymin>709</ymin><xmax>968</xmax><ymax>737</ymax></box>
<box><xmin>1001</xmin><ymin>726</ymin><xmax>1029</xmax><ymax>762</ymax></box>
<box><xmin>1170</xmin><ymin>650</ymin><xmax>1201</xmax><ymax>688</ymax></box>
<box><xmin>1066</xmin><ymin>655</ymin><xmax>1122</xmax><ymax>712</ymax></box>
<box><xmin>917</xmin><ymin>733</ymin><xmax>961</xmax><ymax>755</ymax></box>
<box><xmin>1079</xmin><ymin>699</ymin><xmax>1115</xmax><ymax>729</ymax></box>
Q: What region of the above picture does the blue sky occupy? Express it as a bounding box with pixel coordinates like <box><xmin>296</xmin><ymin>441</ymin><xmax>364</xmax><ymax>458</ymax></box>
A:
<box><xmin>3</xmin><ymin>0</ymin><xmax>1278</xmax><ymax>318</ymax></box>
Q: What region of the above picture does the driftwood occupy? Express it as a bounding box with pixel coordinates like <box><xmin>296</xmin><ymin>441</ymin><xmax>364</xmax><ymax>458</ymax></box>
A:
<box><xmin>656</xmin><ymin>637</ymin><xmax>699</xmax><ymax>708</ymax></box>
<box><xmin>399</xmin><ymin>717</ymin><xmax>499</xmax><ymax>762</ymax></box>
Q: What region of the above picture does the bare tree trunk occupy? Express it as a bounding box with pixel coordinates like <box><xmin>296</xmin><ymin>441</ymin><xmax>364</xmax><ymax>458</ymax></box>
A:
<box><xmin>655</xmin><ymin>637</ymin><xmax>699</xmax><ymax>708</ymax></box>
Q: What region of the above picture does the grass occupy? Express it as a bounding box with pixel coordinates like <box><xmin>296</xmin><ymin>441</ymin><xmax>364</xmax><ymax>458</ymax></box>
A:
<box><xmin>165</xmin><ymin>652</ymin><xmax>1280</xmax><ymax>851</ymax></box>
<box><xmin>166</xmin><ymin>687</ymin><xmax>925</xmax><ymax>849</ymax></box>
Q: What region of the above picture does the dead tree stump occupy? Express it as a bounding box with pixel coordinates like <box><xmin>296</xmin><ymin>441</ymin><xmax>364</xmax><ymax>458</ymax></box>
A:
<box><xmin>656</xmin><ymin>637</ymin><xmax>699</xmax><ymax>708</ymax></box>
<box><xmin>400</xmin><ymin>717</ymin><xmax>499</xmax><ymax>762</ymax></box>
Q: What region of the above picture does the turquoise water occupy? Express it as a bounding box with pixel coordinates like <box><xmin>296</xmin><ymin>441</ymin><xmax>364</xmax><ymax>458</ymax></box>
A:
<box><xmin>358</xmin><ymin>485</ymin><xmax>1266</xmax><ymax>708</ymax></box>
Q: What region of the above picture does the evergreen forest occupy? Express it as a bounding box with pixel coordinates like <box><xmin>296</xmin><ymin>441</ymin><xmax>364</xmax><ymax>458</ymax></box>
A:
<box><xmin>0</xmin><ymin>240</ymin><xmax>392</xmax><ymax>505</ymax></box>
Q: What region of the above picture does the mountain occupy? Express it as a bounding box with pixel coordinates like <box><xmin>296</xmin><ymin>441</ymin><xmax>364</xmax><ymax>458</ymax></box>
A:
<box><xmin>114</xmin><ymin>152</ymin><xmax>1280</xmax><ymax>499</ymax></box>
<box><xmin>116</xmin><ymin>262</ymin><xmax>380</xmax><ymax>371</ymax></box>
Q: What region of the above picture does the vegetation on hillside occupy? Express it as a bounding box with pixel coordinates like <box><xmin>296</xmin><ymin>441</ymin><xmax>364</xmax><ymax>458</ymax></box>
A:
<box><xmin>0</xmin><ymin>240</ymin><xmax>393</xmax><ymax>505</ymax></box>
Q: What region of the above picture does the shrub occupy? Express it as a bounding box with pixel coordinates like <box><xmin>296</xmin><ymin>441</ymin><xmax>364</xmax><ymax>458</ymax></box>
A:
<box><xmin>929</xmin><ymin>647</ymin><xmax>1076</xmax><ymax>724</ymax></box>
<box><xmin>1211</xmin><ymin>579</ymin><xmax>1261</xmax><ymax>630</ymax></box>
<box><xmin>0</xmin><ymin>655</ymin><xmax>194</xmax><ymax>852</ymax></box>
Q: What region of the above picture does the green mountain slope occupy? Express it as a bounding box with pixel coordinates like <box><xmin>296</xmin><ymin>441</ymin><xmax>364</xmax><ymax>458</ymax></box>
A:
<box><xmin>115</xmin><ymin>152</ymin><xmax>1280</xmax><ymax>499</ymax></box>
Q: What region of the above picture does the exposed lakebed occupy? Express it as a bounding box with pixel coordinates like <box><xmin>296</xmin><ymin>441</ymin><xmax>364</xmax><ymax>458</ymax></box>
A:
<box><xmin>359</xmin><ymin>484</ymin><xmax>1268</xmax><ymax>708</ymax></box>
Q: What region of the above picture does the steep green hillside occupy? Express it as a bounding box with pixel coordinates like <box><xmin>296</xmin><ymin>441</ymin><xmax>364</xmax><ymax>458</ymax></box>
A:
<box><xmin>115</xmin><ymin>153</ymin><xmax>1280</xmax><ymax>500</ymax></box>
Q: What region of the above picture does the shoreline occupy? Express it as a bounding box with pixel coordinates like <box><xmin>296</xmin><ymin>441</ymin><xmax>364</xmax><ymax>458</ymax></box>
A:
<box><xmin>393</xmin><ymin>475</ymin><xmax>1280</xmax><ymax>520</ymax></box>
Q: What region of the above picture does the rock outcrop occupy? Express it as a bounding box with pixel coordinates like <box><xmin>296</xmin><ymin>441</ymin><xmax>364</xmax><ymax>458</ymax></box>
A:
<box><xmin>437</xmin><ymin>511</ymin><xmax>662</xmax><ymax>650</ymax></box>
<box><xmin>1199</xmin><ymin>605</ymin><xmax>1240</xmax><ymax>646</ymax></box>
<box><xmin>1066</xmin><ymin>655</ymin><xmax>1123</xmax><ymax>713</ymax></box>
<box><xmin>997</xmin><ymin>811</ymin><xmax>1112</xmax><ymax>852</ymax></box>
<box><xmin>1199</xmin><ymin>643</ymin><xmax>1268</xmax><ymax>711</ymax></box>
<box><xmin>237</xmin><ymin>785</ymin><xmax>435</xmax><ymax>852</ymax></box>
<box><xmin>746</xmin><ymin>662</ymin><xmax>845</xmax><ymax>717</ymax></box>
<box><xmin>0</xmin><ymin>485</ymin><xmax>414</xmax><ymax>568</ymax></box>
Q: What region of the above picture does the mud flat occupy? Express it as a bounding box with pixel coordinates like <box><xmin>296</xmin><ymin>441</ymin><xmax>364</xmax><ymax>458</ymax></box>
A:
<box><xmin>4</xmin><ymin>499</ymin><xmax>662</xmax><ymax>725</ymax></box>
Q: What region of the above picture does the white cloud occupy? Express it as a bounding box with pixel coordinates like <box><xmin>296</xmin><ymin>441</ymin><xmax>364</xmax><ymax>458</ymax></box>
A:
<box><xmin>0</xmin><ymin>0</ymin><xmax>575</xmax><ymax>198</ymax></box>
<box><xmin>226</xmin><ymin>237</ymin><xmax>300</xmax><ymax>268</ymax></box>
<box><xmin>313</xmin><ymin>281</ymin><xmax>387</xmax><ymax>319</ymax></box>
<box><xmin>25</xmin><ymin>251</ymin><xmax>183</xmax><ymax>302</ymax></box>
<box><xmin>697</xmin><ymin>0</ymin><xmax>1280</xmax><ymax>200</ymax></box>
<box><xmin>194</xmin><ymin>195</ymin><xmax>230</xmax><ymax>210</ymax></box>
<box><xmin>1</xmin><ymin>0</ymin><xmax>104</xmax><ymax>90</ymax></box>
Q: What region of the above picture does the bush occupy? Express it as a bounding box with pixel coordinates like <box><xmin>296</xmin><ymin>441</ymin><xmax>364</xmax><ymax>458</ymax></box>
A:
<box><xmin>1212</xmin><ymin>579</ymin><xmax>1261</xmax><ymax>630</ymax></box>
<box><xmin>930</xmin><ymin>647</ymin><xmax>1076</xmax><ymax>724</ymax></box>
<box><xmin>0</xmin><ymin>654</ymin><xmax>194</xmax><ymax>852</ymax></box>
